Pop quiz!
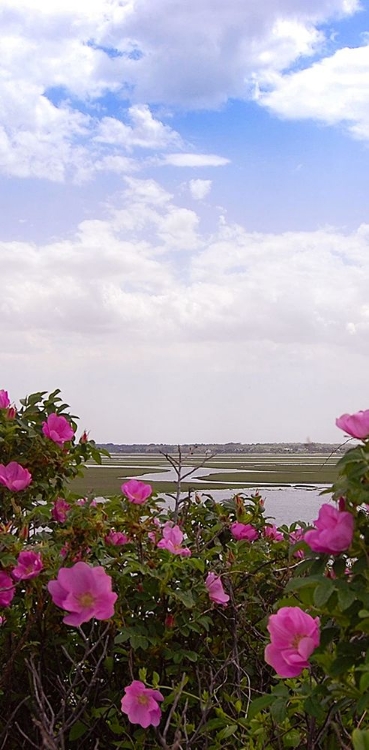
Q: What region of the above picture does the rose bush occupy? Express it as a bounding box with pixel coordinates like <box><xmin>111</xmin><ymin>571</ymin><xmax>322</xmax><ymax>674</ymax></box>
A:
<box><xmin>0</xmin><ymin>392</ymin><xmax>368</xmax><ymax>749</ymax></box>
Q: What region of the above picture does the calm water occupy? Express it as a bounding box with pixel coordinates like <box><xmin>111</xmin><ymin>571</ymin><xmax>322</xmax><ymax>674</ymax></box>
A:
<box><xmin>162</xmin><ymin>486</ymin><xmax>332</xmax><ymax>527</ymax></box>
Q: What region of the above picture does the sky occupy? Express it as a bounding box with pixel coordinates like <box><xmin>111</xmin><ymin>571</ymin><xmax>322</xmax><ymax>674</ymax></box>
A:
<box><xmin>2</xmin><ymin>0</ymin><xmax>369</xmax><ymax>444</ymax></box>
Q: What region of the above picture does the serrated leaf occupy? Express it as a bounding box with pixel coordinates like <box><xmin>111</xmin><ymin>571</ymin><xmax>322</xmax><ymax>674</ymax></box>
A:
<box><xmin>248</xmin><ymin>694</ymin><xmax>276</xmax><ymax>720</ymax></box>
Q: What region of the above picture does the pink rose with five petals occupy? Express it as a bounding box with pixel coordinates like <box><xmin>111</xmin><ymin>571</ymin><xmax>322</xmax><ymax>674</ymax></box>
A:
<box><xmin>336</xmin><ymin>409</ymin><xmax>369</xmax><ymax>440</ymax></box>
<box><xmin>51</xmin><ymin>498</ymin><xmax>71</xmax><ymax>523</ymax></box>
<box><xmin>42</xmin><ymin>413</ymin><xmax>74</xmax><ymax>446</ymax></box>
<box><xmin>157</xmin><ymin>524</ymin><xmax>191</xmax><ymax>556</ymax></box>
<box><xmin>205</xmin><ymin>572</ymin><xmax>229</xmax><ymax>606</ymax></box>
<box><xmin>121</xmin><ymin>680</ymin><xmax>164</xmax><ymax>728</ymax></box>
<box><xmin>0</xmin><ymin>571</ymin><xmax>15</xmax><ymax>607</ymax></box>
<box><xmin>230</xmin><ymin>522</ymin><xmax>258</xmax><ymax>542</ymax></box>
<box><xmin>265</xmin><ymin>606</ymin><xmax>320</xmax><ymax>678</ymax></box>
<box><xmin>105</xmin><ymin>530</ymin><xmax>129</xmax><ymax>546</ymax></box>
<box><xmin>304</xmin><ymin>503</ymin><xmax>354</xmax><ymax>555</ymax></box>
<box><xmin>12</xmin><ymin>551</ymin><xmax>43</xmax><ymax>581</ymax></box>
<box><xmin>47</xmin><ymin>561</ymin><xmax>117</xmax><ymax>627</ymax></box>
<box><xmin>122</xmin><ymin>479</ymin><xmax>152</xmax><ymax>505</ymax></box>
<box><xmin>0</xmin><ymin>462</ymin><xmax>32</xmax><ymax>491</ymax></box>
<box><xmin>263</xmin><ymin>525</ymin><xmax>284</xmax><ymax>542</ymax></box>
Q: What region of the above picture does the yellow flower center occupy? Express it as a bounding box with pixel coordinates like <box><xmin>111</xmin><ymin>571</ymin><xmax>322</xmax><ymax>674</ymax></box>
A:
<box><xmin>78</xmin><ymin>592</ymin><xmax>95</xmax><ymax>607</ymax></box>
<box><xmin>138</xmin><ymin>694</ymin><xmax>149</xmax><ymax>706</ymax></box>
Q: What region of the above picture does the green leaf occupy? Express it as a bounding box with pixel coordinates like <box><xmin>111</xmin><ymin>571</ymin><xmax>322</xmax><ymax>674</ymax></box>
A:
<box><xmin>216</xmin><ymin>724</ymin><xmax>238</xmax><ymax>740</ymax></box>
<box><xmin>336</xmin><ymin>584</ymin><xmax>356</xmax><ymax>611</ymax></box>
<box><xmin>69</xmin><ymin>721</ymin><xmax>88</xmax><ymax>741</ymax></box>
<box><xmin>313</xmin><ymin>579</ymin><xmax>335</xmax><ymax>607</ymax></box>
<box><xmin>270</xmin><ymin>697</ymin><xmax>288</xmax><ymax>723</ymax></box>
<box><xmin>171</xmin><ymin>589</ymin><xmax>195</xmax><ymax>608</ymax></box>
<box><xmin>352</xmin><ymin>729</ymin><xmax>369</xmax><ymax>750</ymax></box>
<box><xmin>248</xmin><ymin>694</ymin><xmax>276</xmax><ymax>720</ymax></box>
<box><xmin>130</xmin><ymin>634</ymin><xmax>149</xmax><ymax>650</ymax></box>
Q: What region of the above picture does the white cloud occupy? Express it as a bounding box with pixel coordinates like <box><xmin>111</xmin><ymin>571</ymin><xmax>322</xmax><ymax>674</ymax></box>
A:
<box><xmin>258</xmin><ymin>43</ymin><xmax>369</xmax><ymax>140</ymax></box>
<box><xmin>2</xmin><ymin>179</ymin><xmax>369</xmax><ymax>355</ymax></box>
<box><xmin>188</xmin><ymin>179</ymin><xmax>212</xmax><ymax>199</ymax></box>
<box><xmin>164</xmin><ymin>154</ymin><xmax>229</xmax><ymax>167</ymax></box>
<box><xmin>0</xmin><ymin>0</ymin><xmax>361</xmax><ymax>181</ymax></box>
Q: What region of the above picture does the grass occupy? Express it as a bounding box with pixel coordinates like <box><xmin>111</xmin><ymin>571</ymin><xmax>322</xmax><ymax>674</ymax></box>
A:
<box><xmin>67</xmin><ymin>452</ymin><xmax>339</xmax><ymax>497</ymax></box>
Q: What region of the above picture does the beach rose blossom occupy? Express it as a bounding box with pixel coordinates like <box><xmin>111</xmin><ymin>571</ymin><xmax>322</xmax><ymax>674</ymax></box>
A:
<box><xmin>263</xmin><ymin>525</ymin><xmax>284</xmax><ymax>542</ymax></box>
<box><xmin>157</xmin><ymin>524</ymin><xmax>191</xmax><ymax>556</ymax></box>
<box><xmin>205</xmin><ymin>572</ymin><xmax>229</xmax><ymax>605</ymax></box>
<box><xmin>105</xmin><ymin>530</ymin><xmax>129</xmax><ymax>546</ymax></box>
<box><xmin>122</xmin><ymin>479</ymin><xmax>152</xmax><ymax>504</ymax></box>
<box><xmin>0</xmin><ymin>571</ymin><xmax>15</xmax><ymax>607</ymax></box>
<box><xmin>42</xmin><ymin>413</ymin><xmax>74</xmax><ymax>446</ymax></box>
<box><xmin>51</xmin><ymin>498</ymin><xmax>71</xmax><ymax>523</ymax></box>
<box><xmin>265</xmin><ymin>606</ymin><xmax>320</xmax><ymax>678</ymax></box>
<box><xmin>304</xmin><ymin>503</ymin><xmax>354</xmax><ymax>555</ymax></box>
<box><xmin>12</xmin><ymin>551</ymin><xmax>43</xmax><ymax>581</ymax></box>
<box><xmin>0</xmin><ymin>390</ymin><xmax>10</xmax><ymax>409</ymax></box>
<box><xmin>48</xmin><ymin>561</ymin><xmax>117</xmax><ymax>626</ymax></box>
<box><xmin>121</xmin><ymin>681</ymin><xmax>164</xmax><ymax>728</ymax></box>
<box><xmin>230</xmin><ymin>522</ymin><xmax>258</xmax><ymax>542</ymax></box>
<box><xmin>336</xmin><ymin>410</ymin><xmax>369</xmax><ymax>440</ymax></box>
<box><xmin>0</xmin><ymin>462</ymin><xmax>32</xmax><ymax>491</ymax></box>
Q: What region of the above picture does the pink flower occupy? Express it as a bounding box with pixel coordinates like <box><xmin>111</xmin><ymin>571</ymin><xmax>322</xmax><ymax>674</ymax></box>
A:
<box><xmin>121</xmin><ymin>680</ymin><xmax>164</xmax><ymax>728</ymax></box>
<box><xmin>205</xmin><ymin>572</ymin><xmax>229</xmax><ymax>606</ymax></box>
<box><xmin>0</xmin><ymin>571</ymin><xmax>15</xmax><ymax>607</ymax></box>
<box><xmin>47</xmin><ymin>561</ymin><xmax>117</xmax><ymax>626</ymax></box>
<box><xmin>105</xmin><ymin>530</ymin><xmax>129</xmax><ymax>546</ymax></box>
<box><xmin>42</xmin><ymin>413</ymin><xmax>74</xmax><ymax>446</ymax></box>
<box><xmin>122</xmin><ymin>479</ymin><xmax>152</xmax><ymax>504</ymax></box>
<box><xmin>157</xmin><ymin>524</ymin><xmax>191</xmax><ymax>556</ymax></box>
<box><xmin>76</xmin><ymin>497</ymin><xmax>97</xmax><ymax>507</ymax></box>
<box><xmin>0</xmin><ymin>462</ymin><xmax>32</xmax><ymax>491</ymax></box>
<box><xmin>304</xmin><ymin>503</ymin><xmax>354</xmax><ymax>555</ymax></box>
<box><xmin>51</xmin><ymin>498</ymin><xmax>71</xmax><ymax>523</ymax></box>
<box><xmin>336</xmin><ymin>410</ymin><xmax>369</xmax><ymax>440</ymax></box>
<box><xmin>230</xmin><ymin>522</ymin><xmax>258</xmax><ymax>542</ymax></box>
<box><xmin>289</xmin><ymin>527</ymin><xmax>305</xmax><ymax>559</ymax></box>
<box><xmin>265</xmin><ymin>606</ymin><xmax>320</xmax><ymax>678</ymax></box>
<box><xmin>12</xmin><ymin>551</ymin><xmax>43</xmax><ymax>581</ymax></box>
<box><xmin>0</xmin><ymin>390</ymin><xmax>10</xmax><ymax>409</ymax></box>
<box><xmin>263</xmin><ymin>525</ymin><xmax>284</xmax><ymax>542</ymax></box>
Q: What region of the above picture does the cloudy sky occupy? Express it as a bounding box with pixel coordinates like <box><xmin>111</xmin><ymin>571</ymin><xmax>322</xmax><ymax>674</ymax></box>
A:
<box><xmin>2</xmin><ymin>0</ymin><xmax>369</xmax><ymax>443</ymax></box>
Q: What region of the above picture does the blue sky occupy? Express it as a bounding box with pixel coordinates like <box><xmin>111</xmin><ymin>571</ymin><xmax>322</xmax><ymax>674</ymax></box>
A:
<box><xmin>2</xmin><ymin>0</ymin><xmax>369</xmax><ymax>443</ymax></box>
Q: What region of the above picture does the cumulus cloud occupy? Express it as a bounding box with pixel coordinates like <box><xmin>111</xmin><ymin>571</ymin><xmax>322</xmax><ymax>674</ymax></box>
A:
<box><xmin>0</xmin><ymin>0</ymin><xmax>361</xmax><ymax>181</ymax></box>
<box><xmin>258</xmin><ymin>43</ymin><xmax>369</xmax><ymax>141</ymax></box>
<box><xmin>2</xmin><ymin>178</ymin><xmax>369</xmax><ymax>355</ymax></box>
<box><xmin>189</xmin><ymin>179</ymin><xmax>212</xmax><ymax>200</ymax></box>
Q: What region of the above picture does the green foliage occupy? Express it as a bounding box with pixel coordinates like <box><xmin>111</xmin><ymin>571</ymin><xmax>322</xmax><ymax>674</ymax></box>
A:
<box><xmin>0</xmin><ymin>391</ymin><xmax>369</xmax><ymax>748</ymax></box>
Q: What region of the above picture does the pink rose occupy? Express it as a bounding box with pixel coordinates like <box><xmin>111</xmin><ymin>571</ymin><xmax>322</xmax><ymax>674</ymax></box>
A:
<box><xmin>51</xmin><ymin>498</ymin><xmax>71</xmax><ymax>523</ymax></box>
<box><xmin>121</xmin><ymin>479</ymin><xmax>152</xmax><ymax>505</ymax></box>
<box><xmin>263</xmin><ymin>525</ymin><xmax>284</xmax><ymax>542</ymax></box>
<box><xmin>105</xmin><ymin>530</ymin><xmax>129</xmax><ymax>546</ymax></box>
<box><xmin>47</xmin><ymin>561</ymin><xmax>117</xmax><ymax>627</ymax></box>
<box><xmin>304</xmin><ymin>503</ymin><xmax>354</xmax><ymax>555</ymax></box>
<box><xmin>0</xmin><ymin>571</ymin><xmax>15</xmax><ymax>607</ymax></box>
<box><xmin>230</xmin><ymin>522</ymin><xmax>258</xmax><ymax>542</ymax></box>
<box><xmin>205</xmin><ymin>572</ymin><xmax>229</xmax><ymax>606</ymax></box>
<box><xmin>12</xmin><ymin>551</ymin><xmax>43</xmax><ymax>581</ymax></box>
<box><xmin>121</xmin><ymin>681</ymin><xmax>164</xmax><ymax>728</ymax></box>
<box><xmin>0</xmin><ymin>462</ymin><xmax>32</xmax><ymax>491</ymax></box>
<box><xmin>157</xmin><ymin>524</ymin><xmax>191</xmax><ymax>557</ymax></box>
<box><xmin>0</xmin><ymin>390</ymin><xmax>10</xmax><ymax>409</ymax></box>
<box><xmin>336</xmin><ymin>410</ymin><xmax>369</xmax><ymax>440</ymax></box>
<box><xmin>42</xmin><ymin>413</ymin><xmax>74</xmax><ymax>446</ymax></box>
<box><xmin>289</xmin><ymin>527</ymin><xmax>305</xmax><ymax>558</ymax></box>
<box><xmin>265</xmin><ymin>606</ymin><xmax>320</xmax><ymax>678</ymax></box>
